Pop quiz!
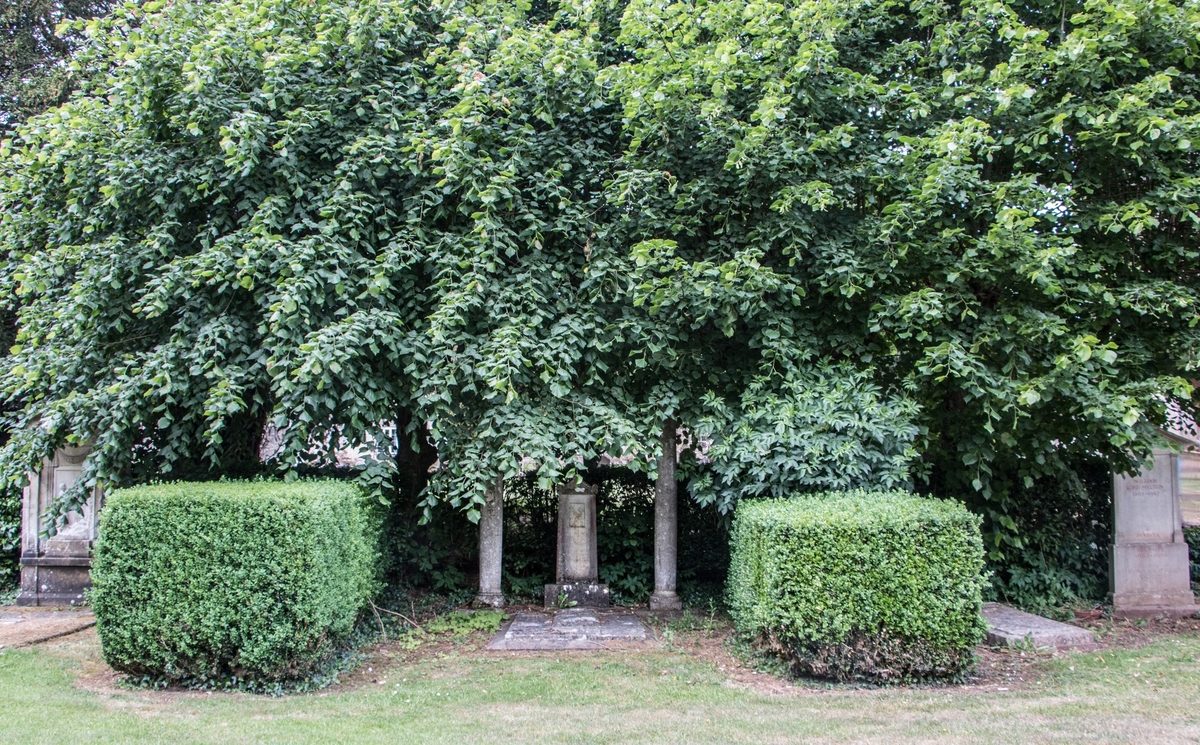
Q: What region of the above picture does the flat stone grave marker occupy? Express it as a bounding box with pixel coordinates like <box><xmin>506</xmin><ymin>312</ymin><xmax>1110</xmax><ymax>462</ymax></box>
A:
<box><xmin>0</xmin><ymin>606</ymin><xmax>95</xmax><ymax>648</ymax></box>
<box><xmin>487</xmin><ymin>608</ymin><xmax>653</xmax><ymax>651</ymax></box>
<box><xmin>982</xmin><ymin>602</ymin><xmax>1096</xmax><ymax>650</ymax></box>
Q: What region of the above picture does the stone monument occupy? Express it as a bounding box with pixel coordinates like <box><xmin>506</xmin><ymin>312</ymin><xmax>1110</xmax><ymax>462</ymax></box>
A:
<box><xmin>18</xmin><ymin>444</ymin><xmax>101</xmax><ymax>606</ymax></box>
<box><xmin>544</xmin><ymin>481</ymin><xmax>610</xmax><ymax>607</ymax></box>
<box><xmin>1110</xmin><ymin>448</ymin><xmax>1195</xmax><ymax>617</ymax></box>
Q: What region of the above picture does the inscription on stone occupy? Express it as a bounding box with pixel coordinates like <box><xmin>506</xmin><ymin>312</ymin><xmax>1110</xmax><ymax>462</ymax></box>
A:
<box><xmin>564</xmin><ymin>496</ymin><xmax>591</xmax><ymax>579</ymax></box>
<box><xmin>547</xmin><ymin>482</ymin><xmax>607</xmax><ymax>607</ymax></box>
<box><xmin>1114</xmin><ymin>452</ymin><xmax>1179</xmax><ymax>543</ymax></box>
<box><xmin>569</xmin><ymin>501</ymin><xmax>585</xmax><ymax>528</ymax></box>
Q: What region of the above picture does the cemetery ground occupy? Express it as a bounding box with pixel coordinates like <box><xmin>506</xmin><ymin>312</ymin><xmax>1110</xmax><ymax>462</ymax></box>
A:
<box><xmin>2</xmin><ymin>609</ymin><xmax>1200</xmax><ymax>743</ymax></box>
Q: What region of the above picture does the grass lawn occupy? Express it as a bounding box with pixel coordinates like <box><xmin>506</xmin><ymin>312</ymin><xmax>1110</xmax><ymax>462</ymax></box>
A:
<box><xmin>2</xmin><ymin>619</ymin><xmax>1200</xmax><ymax>744</ymax></box>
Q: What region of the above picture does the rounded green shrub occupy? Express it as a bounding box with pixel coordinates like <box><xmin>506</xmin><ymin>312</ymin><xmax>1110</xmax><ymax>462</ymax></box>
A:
<box><xmin>728</xmin><ymin>490</ymin><xmax>987</xmax><ymax>683</ymax></box>
<box><xmin>90</xmin><ymin>480</ymin><xmax>381</xmax><ymax>686</ymax></box>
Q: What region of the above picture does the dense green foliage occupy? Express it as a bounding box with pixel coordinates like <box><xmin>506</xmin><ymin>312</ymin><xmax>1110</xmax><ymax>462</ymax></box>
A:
<box><xmin>687</xmin><ymin>364</ymin><xmax>920</xmax><ymax>508</ymax></box>
<box><xmin>1185</xmin><ymin>524</ymin><xmax>1200</xmax><ymax>585</ymax></box>
<box><xmin>0</xmin><ymin>0</ymin><xmax>114</xmax><ymax>589</ymax></box>
<box><xmin>1</xmin><ymin>0</ymin><xmax>113</xmax><ymax>130</ymax></box>
<box><xmin>728</xmin><ymin>491</ymin><xmax>987</xmax><ymax>682</ymax></box>
<box><xmin>0</xmin><ymin>480</ymin><xmax>18</xmax><ymax>589</ymax></box>
<box><xmin>982</xmin><ymin>458</ymin><xmax>1111</xmax><ymax>610</ymax></box>
<box><xmin>90</xmin><ymin>480</ymin><xmax>382</xmax><ymax>687</ymax></box>
<box><xmin>0</xmin><ymin>0</ymin><xmax>1197</xmax><ymax>610</ymax></box>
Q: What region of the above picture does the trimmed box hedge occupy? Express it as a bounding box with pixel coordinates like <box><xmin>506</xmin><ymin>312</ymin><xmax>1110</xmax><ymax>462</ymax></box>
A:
<box><xmin>91</xmin><ymin>480</ymin><xmax>381</xmax><ymax>686</ymax></box>
<box><xmin>727</xmin><ymin>490</ymin><xmax>987</xmax><ymax>682</ymax></box>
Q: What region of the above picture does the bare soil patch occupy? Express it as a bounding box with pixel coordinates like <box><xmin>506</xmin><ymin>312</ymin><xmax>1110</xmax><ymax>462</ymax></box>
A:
<box><xmin>0</xmin><ymin>605</ymin><xmax>95</xmax><ymax>648</ymax></box>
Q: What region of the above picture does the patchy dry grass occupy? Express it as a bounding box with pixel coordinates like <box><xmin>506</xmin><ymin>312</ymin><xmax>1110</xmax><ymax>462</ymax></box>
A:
<box><xmin>2</xmin><ymin>615</ymin><xmax>1200</xmax><ymax>744</ymax></box>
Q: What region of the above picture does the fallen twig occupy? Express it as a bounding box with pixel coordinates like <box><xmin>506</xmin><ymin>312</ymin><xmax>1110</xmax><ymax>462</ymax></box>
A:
<box><xmin>369</xmin><ymin>601</ymin><xmax>387</xmax><ymax>641</ymax></box>
<box><xmin>369</xmin><ymin>601</ymin><xmax>424</xmax><ymax>633</ymax></box>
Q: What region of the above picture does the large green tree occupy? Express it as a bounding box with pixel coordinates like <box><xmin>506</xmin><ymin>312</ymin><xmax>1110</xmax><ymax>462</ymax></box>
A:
<box><xmin>606</xmin><ymin>0</ymin><xmax>1200</xmax><ymax>599</ymax></box>
<box><xmin>1</xmin><ymin>0</ymin><xmax>1197</xmax><ymax>600</ymax></box>
<box><xmin>0</xmin><ymin>0</ymin><xmax>645</xmax><ymax>529</ymax></box>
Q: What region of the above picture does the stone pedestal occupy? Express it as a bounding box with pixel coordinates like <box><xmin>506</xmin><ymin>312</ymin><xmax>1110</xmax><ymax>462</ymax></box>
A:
<box><xmin>476</xmin><ymin>478</ymin><xmax>506</xmax><ymax>608</ymax></box>
<box><xmin>18</xmin><ymin>445</ymin><xmax>100</xmax><ymax>607</ymax></box>
<box><xmin>1110</xmin><ymin>450</ymin><xmax>1195</xmax><ymax>617</ymax></box>
<box><xmin>545</xmin><ymin>482</ymin><xmax>609</xmax><ymax>607</ymax></box>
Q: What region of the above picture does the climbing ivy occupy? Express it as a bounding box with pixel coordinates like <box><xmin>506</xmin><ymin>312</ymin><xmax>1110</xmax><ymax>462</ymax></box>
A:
<box><xmin>0</xmin><ymin>0</ymin><xmax>1195</xmax><ymax>572</ymax></box>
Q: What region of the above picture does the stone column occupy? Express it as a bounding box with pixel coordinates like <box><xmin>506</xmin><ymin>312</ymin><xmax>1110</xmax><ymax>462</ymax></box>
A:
<box><xmin>18</xmin><ymin>444</ymin><xmax>100</xmax><ymax>606</ymax></box>
<box><xmin>476</xmin><ymin>478</ymin><xmax>506</xmax><ymax>608</ymax></box>
<box><xmin>650</xmin><ymin>419</ymin><xmax>682</xmax><ymax>611</ymax></box>
<box><xmin>1110</xmin><ymin>449</ymin><xmax>1195</xmax><ymax>617</ymax></box>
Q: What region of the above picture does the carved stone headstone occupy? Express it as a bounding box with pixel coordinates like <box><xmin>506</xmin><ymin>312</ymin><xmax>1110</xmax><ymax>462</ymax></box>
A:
<box><xmin>1110</xmin><ymin>449</ymin><xmax>1195</xmax><ymax>616</ymax></box>
<box><xmin>544</xmin><ymin>482</ymin><xmax>609</xmax><ymax>607</ymax></box>
<box><xmin>18</xmin><ymin>444</ymin><xmax>102</xmax><ymax>606</ymax></box>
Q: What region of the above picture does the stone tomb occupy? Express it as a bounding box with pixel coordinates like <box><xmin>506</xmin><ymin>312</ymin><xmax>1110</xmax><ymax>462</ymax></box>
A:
<box><xmin>1110</xmin><ymin>449</ymin><xmax>1195</xmax><ymax>616</ymax></box>
<box><xmin>18</xmin><ymin>444</ymin><xmax>102</xmax><ymax>606</ymax></box>
<box><xmin>982</xmin><ymin>602</ymin><xmax>1095</xmax><ymax>650</ymax></box>
<box><xmin>487</xmin><ymin>608</ymin><xmax>651</xmax><ymax>651</ymax></box>
<box><xmin>544</xmin><ymin>482</ymin><xmax>610</xmax><ymax>607</ymax></box>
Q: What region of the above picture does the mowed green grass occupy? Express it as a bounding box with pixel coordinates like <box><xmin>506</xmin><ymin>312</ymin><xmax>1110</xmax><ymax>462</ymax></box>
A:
<box><xmin>2</xmin><ymin>630</ymin><xmax>1200</xmax><ymax>744</ymax></box>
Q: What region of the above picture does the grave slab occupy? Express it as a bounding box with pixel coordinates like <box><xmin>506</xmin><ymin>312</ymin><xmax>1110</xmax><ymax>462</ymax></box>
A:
<box><xmin>487</xmin><ymin>608</ymin><xmax>653</xmax><ymax>651</ymax></box>
<box><xmin>982</xmin><ymin>602</ymin><xmax>1096</xmax><ymax>650</ymax></box>
<box><xmin>0</xmin><ymin>606</ymin><xmax>95</xmax><ymax>648</ymax></box>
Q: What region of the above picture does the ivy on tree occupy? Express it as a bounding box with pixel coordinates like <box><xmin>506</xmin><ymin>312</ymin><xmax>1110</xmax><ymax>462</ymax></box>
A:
<box><xmin>0</xmin><ymin>0</ymin><xmax>1195</xmax><ymax>568</ymax></box>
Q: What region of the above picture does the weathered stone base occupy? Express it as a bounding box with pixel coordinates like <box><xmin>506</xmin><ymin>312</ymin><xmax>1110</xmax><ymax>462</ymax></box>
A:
<box><xmin>17</xmin><ymin>556</ymin><xmax>91</xmax><ymax>607</ymax></box>
<box><xmin>1111</xmin><ymin>604</ymin><xmax>1198</xmax><ymax>619</ymax></box>
<box><xmin>648</xmin><ymin>592</ymin><xmax>683</xmax><ymax>612</ymax></box>
<box><xmin>544</xmin><ymin>583</ymin><xmax>610</xmax><ymax>608</ymax></box>
<box><xmin>474</xmin><ymin>592</ymin><xmax>506</xmax><ymax>609</ymax></box>
<box><xmin>1109</xmin><ymin>591</ymin><xmax>1197</xmax><ymax>619</ymax></box>
<box><xmin>1110</xmin><ymin>542</ymin><xmax>1195</xmax><ymax>618</ymax></box>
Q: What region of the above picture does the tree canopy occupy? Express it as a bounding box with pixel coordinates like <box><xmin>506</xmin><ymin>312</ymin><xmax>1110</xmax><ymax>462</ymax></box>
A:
<box><xmin>1</xmin><ymin>0</ymin><xmax>114</xmax><ymax>130</ymax></box>
<box><xmin>1</xmin><ymin>0</ymin><xmax>1197</xmax><ymax>559</ymax></box>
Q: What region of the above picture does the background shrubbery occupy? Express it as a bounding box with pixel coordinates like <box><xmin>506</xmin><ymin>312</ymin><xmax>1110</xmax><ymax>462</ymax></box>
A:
<box><xmin>728</xmin><ymin>491</ymin><xmax>987</xmax><ymax>683</ymax></box>
<box><xmin>91</xmin><ymin>480</ymin><xmax>382</xmax><ymax>689</ymax></box>
<box><xmin>961</xmin><ymin>458</ymin><xmax>1112</xmax><ymax>614</ymax></box>
<box><xmin>3</xmin><ymin>0</ymin><xmax>1197</xmax><ymax>622</ymax></box>
<box><xmin>0</xmin><ymin>479</ymin><xmax>18</xmax><ymax>593</ymax></box>
<box><xmin>1184</xmin><ymin>525</ymin><xmax>1200</xmax><ymax>589</ymax></box>
<box><xmin>272</xmin><ymin>460</ymin><xmax>1107</xmax><ymax>617</ymax></box>
<box><xmin>376</xmin><ymin>468</ymin><xmax>729</xmax><ymax>608</ymax></box>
